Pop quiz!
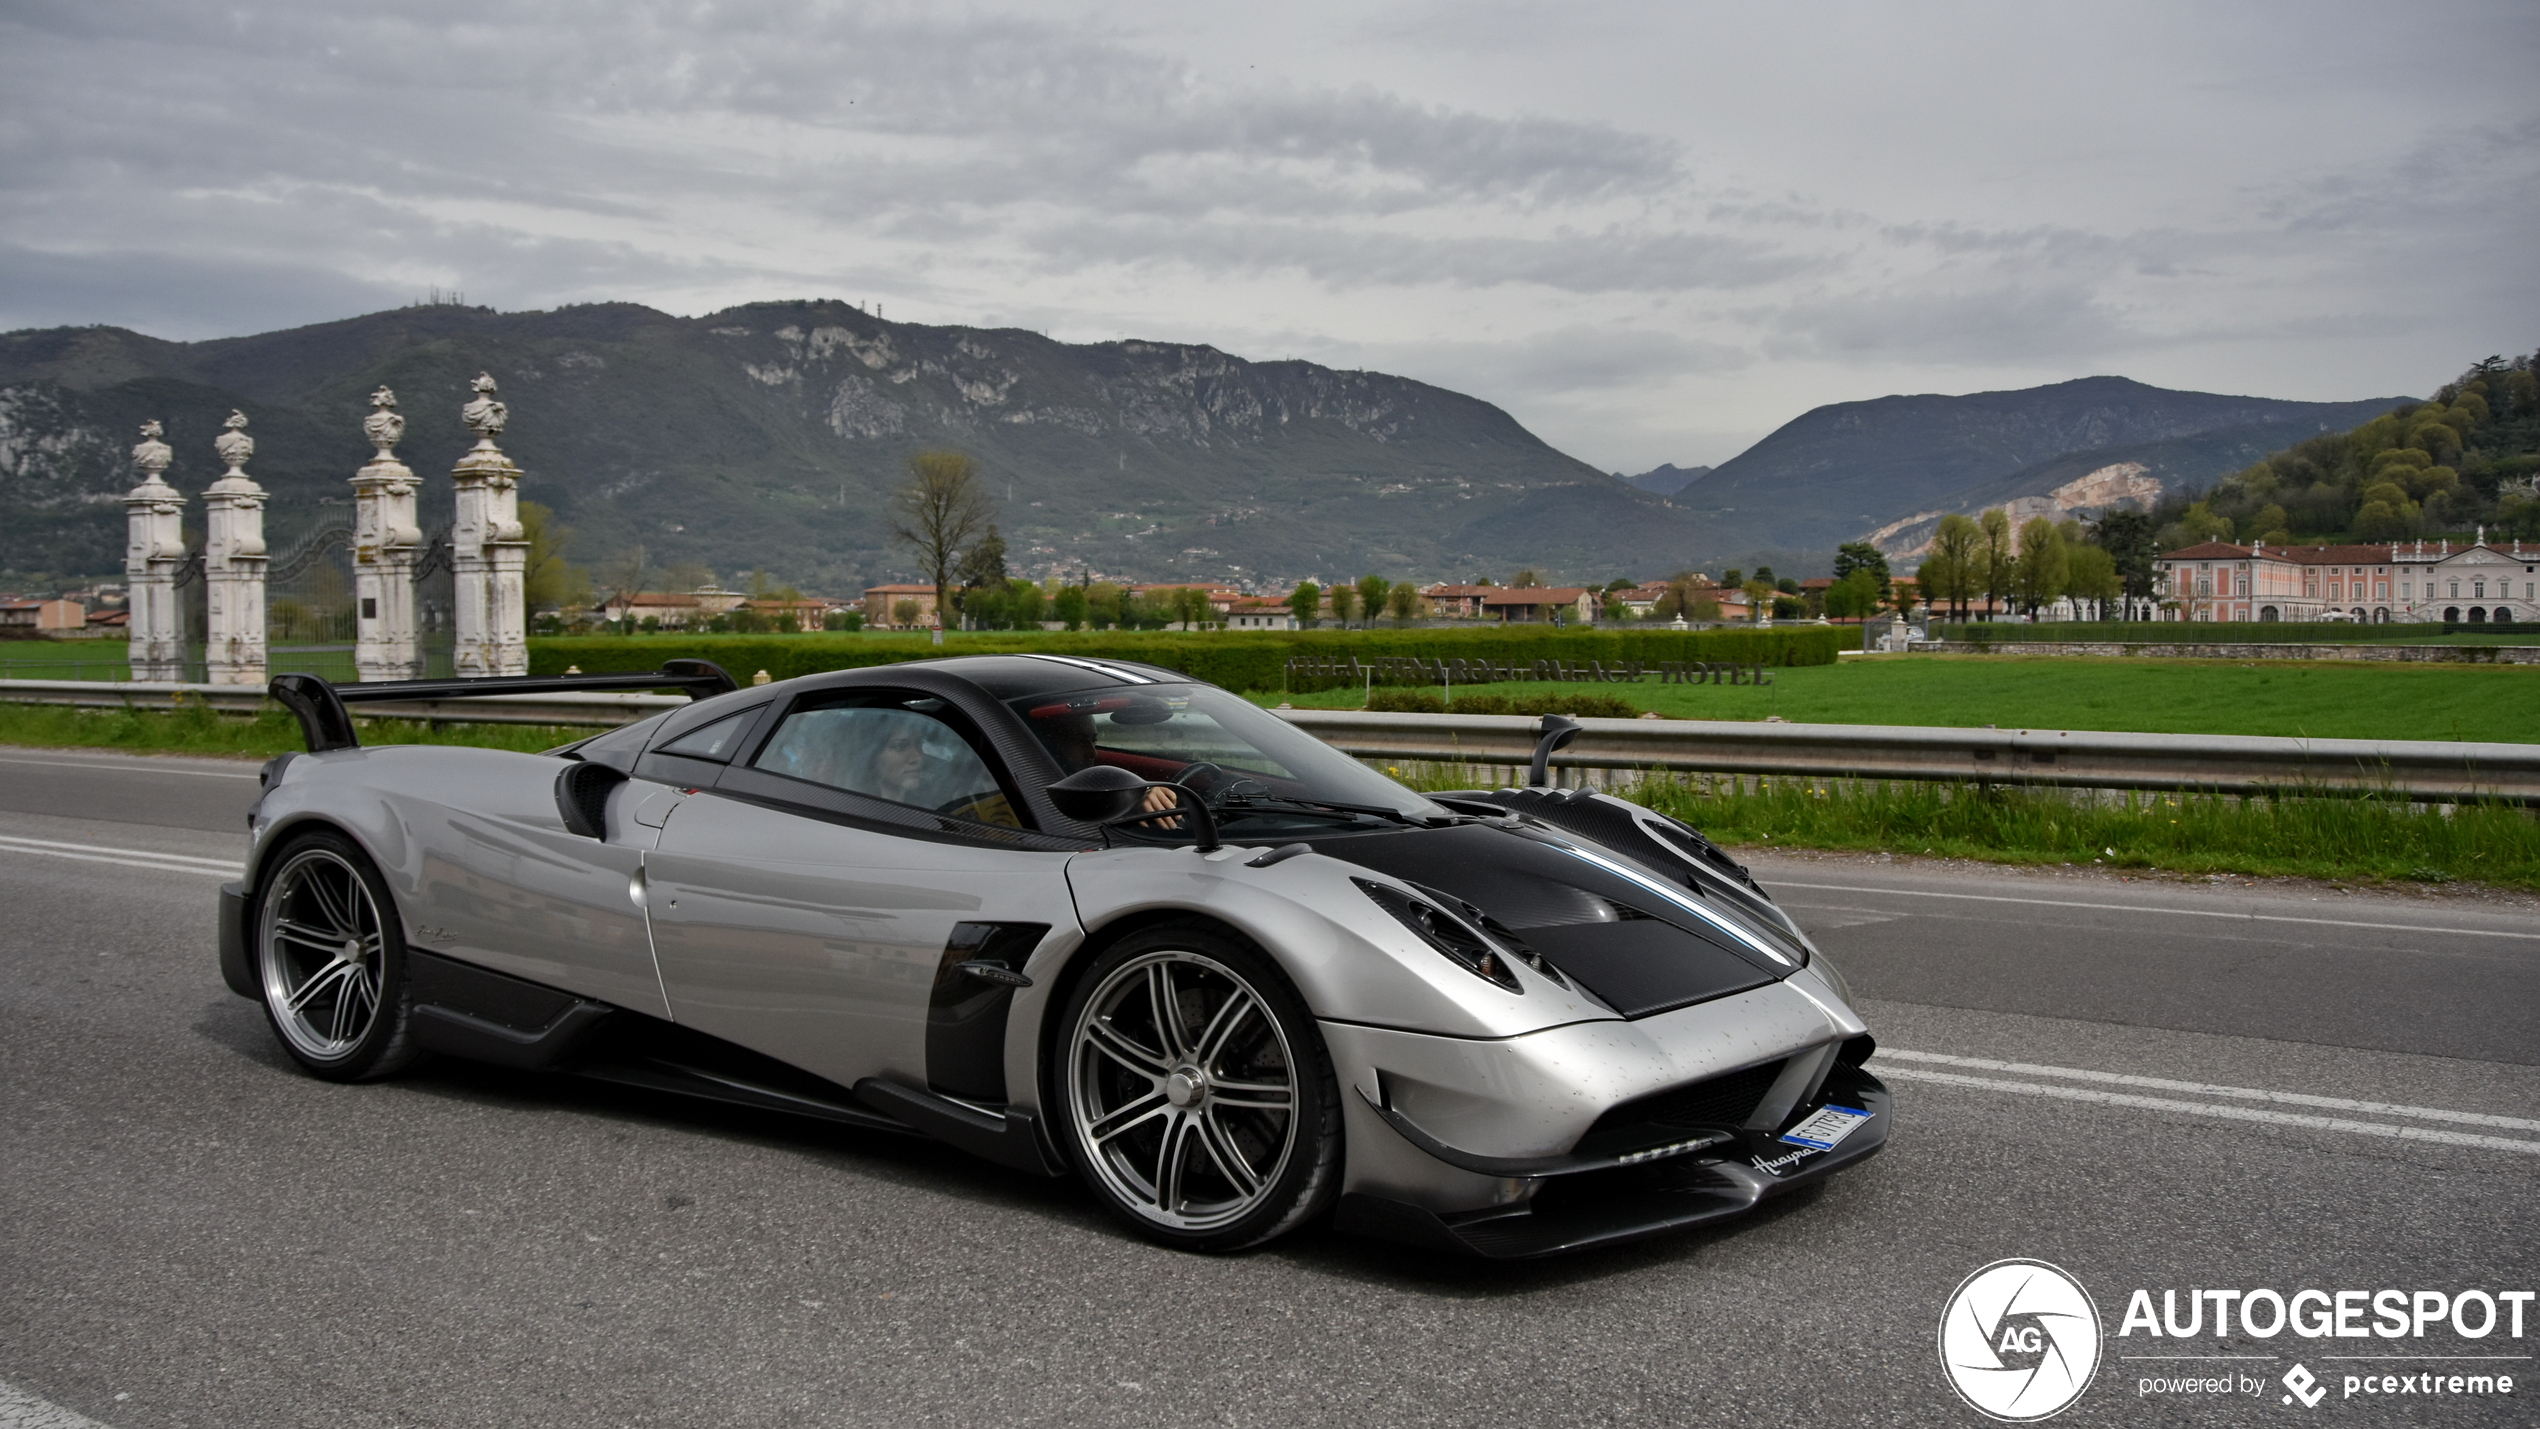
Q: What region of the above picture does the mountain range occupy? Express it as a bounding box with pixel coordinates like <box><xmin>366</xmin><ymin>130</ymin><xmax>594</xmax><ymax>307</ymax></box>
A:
<box><xmin>1672</xmin><ymin>377</ymin><xmax>2410</xmax><ymax>561</ymax></box>
<box><xmin>0</xmin><ymin>304</ymin><xmax>2411</xmax><ymax>590</ymax></box>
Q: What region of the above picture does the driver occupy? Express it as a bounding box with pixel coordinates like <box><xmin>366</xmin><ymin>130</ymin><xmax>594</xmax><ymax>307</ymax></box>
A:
<box><xmin>1038</xmin><ymin>711</ymin><xmax>1181</xmax><ymax>821</ymax></box>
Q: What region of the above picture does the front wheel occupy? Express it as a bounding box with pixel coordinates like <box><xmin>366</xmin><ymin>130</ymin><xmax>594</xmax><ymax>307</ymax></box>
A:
<box><xmin>1050</xmin><ymin>927</ymin><xmax>1341</xmax><ymax>1252</ymax></box>
<box><xmin>254</xmin><ymin>830</ymin><xmax>418</xmax><ymax>1081</ymax></box>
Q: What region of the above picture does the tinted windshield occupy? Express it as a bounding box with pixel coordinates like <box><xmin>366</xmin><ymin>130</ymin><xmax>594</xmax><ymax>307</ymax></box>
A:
<box><xmin>1010</xmin><ymin>683</ymin><xmax>1441</xmax><ymax>833</ymax></box>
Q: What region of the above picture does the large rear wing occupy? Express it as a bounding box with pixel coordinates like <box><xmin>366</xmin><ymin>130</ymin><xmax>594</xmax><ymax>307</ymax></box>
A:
<box><xmin>268</xmin><ymin>661</ymin><xmax>739</xmax><ymax>753</ymax></box>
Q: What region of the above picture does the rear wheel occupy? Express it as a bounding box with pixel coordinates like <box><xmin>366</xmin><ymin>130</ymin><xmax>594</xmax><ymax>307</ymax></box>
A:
<box><xmin>254</xmin><ymin>830</ymin><xmax>417</xmax><ymax>1081</ymax></box>
<box><xmin>1051</xmin><ymin>926</ymin><xmax>1341</xmax><ymax>1252</ymax></box>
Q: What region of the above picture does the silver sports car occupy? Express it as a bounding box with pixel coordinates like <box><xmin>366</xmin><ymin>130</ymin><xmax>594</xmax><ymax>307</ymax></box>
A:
<box><xmin>225</xmin><ymin>654</ymin><xmax>1886</xmax><ymax>1257</ymax></box>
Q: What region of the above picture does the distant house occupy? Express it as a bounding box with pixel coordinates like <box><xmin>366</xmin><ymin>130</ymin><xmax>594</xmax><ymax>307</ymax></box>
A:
<box><xmin>1224</xmin><ymin>596</ymin><xmax>1298</xmax><ymax>630</ymax></box>
<box><xmin>743</xmin><ymin>596</ymin><xmax>832</xmax><ymax>627</ymax></box>
<box><xmin>1613</xmin><ymin>584</ymin><xmax>1673</xmax><ymax>618</ymax></box>
<box><xmin>1130</xmin><ymin>583</ymin><xmax>1244</xmax><ymax>620</ymax></box>
<box><xmin>862</xmin><ymin>583</ymin><xmax>941</xmax><ymax>630</ymax></box>
<box><xmin>0</xmin><ymin>599</ymin><xmax>86</xmax><ymax>631</ymax></box>
<box><xmin>1479</xmin><ymin>587</ymin><xmax>1598</xmax><ymax>623</ymax></box>
<box><xmin>1420</xmin><ymin>583</ymin><xmax>1497</xmax><ymax>618</ymax></box>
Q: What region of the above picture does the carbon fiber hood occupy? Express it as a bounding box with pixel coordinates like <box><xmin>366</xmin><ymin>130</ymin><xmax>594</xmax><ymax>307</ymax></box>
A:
<box><xmin>1314</xmin><ymin>822</ymin><xmax>1802</xmax><ymax>1019</ymax></box>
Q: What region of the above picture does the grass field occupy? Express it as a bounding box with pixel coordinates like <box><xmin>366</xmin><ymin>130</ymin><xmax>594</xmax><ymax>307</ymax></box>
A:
<box><xmin>1606</xmin><ymin>776</ymin><xmax>2540</xmax><ymax>891</ymax></box>
<box><xmin>1258</xmin><ymin>654</ymin><xmax>2540</xmax><ymax>743</ymax></box>
<box><xmin>0</xmin><ymin>701</ymin><xmax>585</xmax><ymax>760</ymax></box>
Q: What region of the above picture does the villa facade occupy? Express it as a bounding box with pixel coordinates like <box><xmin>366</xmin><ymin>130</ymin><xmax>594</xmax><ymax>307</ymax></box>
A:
<box><xmin>2157</xmin><ymin>537</ymin><xmax>2539</xmax><ymax>623</ymax></box>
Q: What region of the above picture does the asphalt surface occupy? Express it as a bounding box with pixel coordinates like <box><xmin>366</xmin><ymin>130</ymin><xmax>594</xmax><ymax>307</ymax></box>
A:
<box><xmin>1</xmin><ymin>750</ymin><xmax>2534</xmax><ymax>1428</ymax></box>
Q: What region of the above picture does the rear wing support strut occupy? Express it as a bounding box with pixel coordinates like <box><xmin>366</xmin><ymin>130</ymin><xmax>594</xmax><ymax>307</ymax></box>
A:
<box><xmin>267</xmin><ymin>661</ymin><xmax>740</xmax><ymax>753</ymax></box>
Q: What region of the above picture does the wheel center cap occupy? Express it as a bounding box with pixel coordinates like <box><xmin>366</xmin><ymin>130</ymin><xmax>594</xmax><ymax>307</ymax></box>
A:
<box><xmin>1164</xmin><ymin>1066</ymin><xmax>1207</xmax><ymax>1108</ymax></box>
<box><xmin>339</xmin><ymin>939</ymin><xmax>362</xmax><ymax>963</ymax></box>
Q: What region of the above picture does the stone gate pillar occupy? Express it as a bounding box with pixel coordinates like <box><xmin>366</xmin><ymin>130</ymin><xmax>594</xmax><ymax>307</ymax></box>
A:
<box><xmin>123</xmin><ymin>420</ymin><xmax>187</xmax><ymax>682</ymax></box>
<box><xmin>202</xmin><ymin>411</ymin><xmax>269</xmax><ymax>685</ymax></box>
<box><xmin>351</xmin><ymin>387</ymin><xmax>422</xmax><ymax>680</ymax></box>
<box><xmin>450</xmin><ymin>373</ymin><xmax>528</xmax><ymax>677</ymax></box>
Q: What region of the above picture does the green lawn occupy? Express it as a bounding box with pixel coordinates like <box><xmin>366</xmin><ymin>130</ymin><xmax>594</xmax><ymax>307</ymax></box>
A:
<box><xmin>1257</xmin><ymin>655</ymin><xmax>2540</xmax><ymax>744</ymax></box>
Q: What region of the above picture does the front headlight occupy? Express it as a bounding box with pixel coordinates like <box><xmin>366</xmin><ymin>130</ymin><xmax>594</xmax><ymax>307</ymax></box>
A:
<box><xmin>1353</xmin><ymin>879</ymin><xmax>1524</xmax><ymax>993</ymax></box>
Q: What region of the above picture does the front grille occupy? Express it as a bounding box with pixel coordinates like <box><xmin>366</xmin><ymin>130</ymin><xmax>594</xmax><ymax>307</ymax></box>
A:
<box><xmin>1572</xmin><ymin>1059</ymin><xmax>1785</xmax><ymax>1160</ymax></box>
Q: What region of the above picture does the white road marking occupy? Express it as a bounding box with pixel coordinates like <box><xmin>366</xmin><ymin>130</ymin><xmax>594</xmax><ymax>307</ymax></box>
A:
<box><xmin>0</xmin><ymin>1378</ymin><xmax>116</xmax><ymax>1429</ymax></box>
<box><xmin>0</xmin><ymin>834</ymin><xmax>243</xmax><ymax>878</ymax></box>
<box><xmin>1883</xmin><ymin>1049</ymin><xmax>2540</xmax><ymax>1132</ymax></box>
<box><xmin>1882</xmin><ymin>1066</ymin><xmax>2540</xmax><ymax>1155</ymax></box>
<box><xmin>1773</xmin><ymin>879</ymin><xmax>2540</xmax><ymax>942</ymax></box>
<box><xmin>0</xmin><ymin>753</ymin><xmax>258</xmax><ymax>779</ymax></box>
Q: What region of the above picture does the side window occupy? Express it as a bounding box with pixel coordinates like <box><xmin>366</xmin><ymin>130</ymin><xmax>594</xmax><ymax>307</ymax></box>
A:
<box><xmin>656</xmin><ymin>709</ymin><xmax>758</xmax><ymax>762</ymax></box>
<box><xmin>754</xmin><ymin>694</ymin><xmax>1020</xmax><ymax>828</ymax></box>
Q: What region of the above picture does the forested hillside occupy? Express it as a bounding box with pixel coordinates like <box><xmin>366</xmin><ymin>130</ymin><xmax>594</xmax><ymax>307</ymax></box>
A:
<box><xmin>2154</xmin><ymin>351</ymin><xmax>2540</xmax><ymax>549</ymax></box>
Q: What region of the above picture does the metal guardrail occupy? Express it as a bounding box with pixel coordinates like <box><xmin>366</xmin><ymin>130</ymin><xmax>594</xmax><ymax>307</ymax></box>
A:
<box><xmin>1272</xmin><ymin>709</ymin><xmax>2540</xmax><ymax>805</ymax></box>
<box><xmin>0</xmin><ymin>679</ymin><xmax>683</xmax><ymax>727</ymax></box>
<box><xmin>6</xmin><ymin>679</ymin><xmax>2533</xmax><ymax>804</ymax></box>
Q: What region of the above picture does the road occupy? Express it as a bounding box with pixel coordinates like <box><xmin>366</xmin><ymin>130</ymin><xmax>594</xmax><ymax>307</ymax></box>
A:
<box><xmin>1</xmin><ymin>750</ymin><xmax>2533</xmax><ymax>1428</ymax></box>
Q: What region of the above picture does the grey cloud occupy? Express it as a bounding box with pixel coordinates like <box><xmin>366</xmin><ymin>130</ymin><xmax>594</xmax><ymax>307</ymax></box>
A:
<box><xmin>1026</xmin><ymin>219</ymin><xmax>1809</xmax><ymax>294</ymax></box>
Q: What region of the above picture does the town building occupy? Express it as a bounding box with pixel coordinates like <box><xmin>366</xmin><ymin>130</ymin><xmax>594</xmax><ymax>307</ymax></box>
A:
<box><xmin>2156</xmin><ymin>536</ymin><xmax>2537</xmax><ymax>623</ymax></box>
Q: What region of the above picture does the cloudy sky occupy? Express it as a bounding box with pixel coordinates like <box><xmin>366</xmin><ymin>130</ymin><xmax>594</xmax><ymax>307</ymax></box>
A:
<box><xmin>4</xmin><ymin>0</ymin><xmax>2534</xmax><ymax>470</ymax></box>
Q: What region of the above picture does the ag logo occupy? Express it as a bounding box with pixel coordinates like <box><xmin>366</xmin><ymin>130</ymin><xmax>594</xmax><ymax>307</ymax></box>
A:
<box><xmin>2282</xmin><ymin>1363</ymin><xmax>2325</xmax><ymax>1408</ymax></box>
<box><xmin>1938</xmin><ymin>1259</ymin><xmax>2103</xmax><ymax>1421</ymax></box>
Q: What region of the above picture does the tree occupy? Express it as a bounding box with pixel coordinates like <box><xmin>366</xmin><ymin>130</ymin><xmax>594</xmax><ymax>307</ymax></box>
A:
<box><xmin>1510</xmin><ymin>569</ymin><xmax>1543</xmax><ymax>588</ymax></box>
<box><xmin>1977</xmin><ymin>508</ymin><xmax>2015</xmax><ymax>620</ymax></box>
<box><xmin>1287</xmin><ymin>580</ymin><xmax>1321</xmax><ymax>629</ymax></box>
<box><xmin>890</xmin><ymin>449</ymin><xmax>996</xmax><ymax>643</ymax></box>
<box><xmin>1328</xmin><ymin>583</ymin><xmax>1359</xmax><ymax>626</ymax></box>
<box><xmin>2011</xmin><ymin>516</ymin><xmax>2067</xmax><ymax>618</ymax></box>
<box><xmin>1086</xmin><ymin>582</ymin><xmax>1123</xmax><ymax>629</ymax></box>
<box><xmin>1355</xmin><ymin>575</ymin><xmax>1391</xmax><ymax>627</ymax></box>
<box><xmin>1831</xmin><ymin>542</ymin><xmax>1891</xmax><ymax>609</ymax></box>
<box><xmin>1741</xmin><ymin>578</ymin><xmax>1775</xmax><ymax>622</ymax></box>
<box><xmin>2089</xmin><ymin>508</ymin><xmax>2160</xmax><ymax>615</ymax></box>
<box><xmin>1824</xmin><ymin>568</ymin><xmax>1882</xmax><ymax>619</ymax></box>
<box><xmin>952</xmin><ymin>525</ymin><xmax>1008</xmax><ymax>627</ymax></box>
<box><xmin>595</xmin><ymin>543</ymin><xmax>648</xmax><ymax>632</ymax></box>
<box><xmin>1923</xmin><ymin>513</ymin><xmax>1980</xmax><ymax>621</ymax></box>
<box><xmin>1053</xmin><ymin>585</ymin><xmax>1088</xmax><ymax>631</ymax></box>
<box><xmin>2064</xmin><ymin>544</ymin><xmax>2119</xmax><ymax>620</ymax></box>
<box><xmin>1385</xmin><ymin>583</ymin><xmax>1420</xmax><ymax>622</ymax></box>
<box><xmin>520</xmin><ymin>501</ymin><xmax>591</xmax><ymax>617</ymax></box>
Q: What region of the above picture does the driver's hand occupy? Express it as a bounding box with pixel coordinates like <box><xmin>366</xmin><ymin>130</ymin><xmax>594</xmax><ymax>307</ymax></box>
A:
<box><xmin>1143</xmin><ymin>783</ymin><xmax>1182</xmax><ymax>827</ymax></box>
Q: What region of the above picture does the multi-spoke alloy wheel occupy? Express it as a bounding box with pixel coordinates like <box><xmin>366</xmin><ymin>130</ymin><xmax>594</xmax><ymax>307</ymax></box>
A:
<box><xmin>255</xmin><ymin>833</ymin><xmax>416</xmax><ymax>1079</ymax></box>
<box><xmin>1056</xmin><ymin>929</ymin><xmax>1340</xmax><ymax>1251</ymax></box>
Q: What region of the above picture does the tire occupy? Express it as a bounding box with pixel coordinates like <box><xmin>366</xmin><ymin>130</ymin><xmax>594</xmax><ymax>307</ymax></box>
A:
<box><xmin>252</xmin><ymin>829</ymin><xmax>419</xmax><ymax>1082</ymax></box>
<box><xmin>1049</xmin><ymin>924</ymin><xmax>1342</xmax><ymax>1252</ymax></box>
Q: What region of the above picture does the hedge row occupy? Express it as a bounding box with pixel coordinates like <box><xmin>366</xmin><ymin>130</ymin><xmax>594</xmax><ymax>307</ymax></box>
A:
<box><xmin>528</xmin><ymin>625</ymin><xmax>1843</xmax><ymax>693</ymax></box>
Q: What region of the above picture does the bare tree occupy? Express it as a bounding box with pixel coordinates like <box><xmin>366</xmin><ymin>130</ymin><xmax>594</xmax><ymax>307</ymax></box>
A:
<box><xmin>596</xmin><ymin>543</ymin><xmax>648</xmax><ymax>631</ymax></box>
<box><xmin>891</xmin><ymin>450</ymin><xmax>996</xmax><ymax>643</ymax></box>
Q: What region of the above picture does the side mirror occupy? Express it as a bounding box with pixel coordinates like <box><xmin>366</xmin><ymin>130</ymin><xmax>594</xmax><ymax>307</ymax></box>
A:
<box><xmin>1046</xmin><ymin>764</ymin><xmax>1147</xmax><ymax>822</ymax></box>
<box><xmin>1528</xmin><ymin>714</ymin><xmax>1582</xmax><ymax>788</ymax></box>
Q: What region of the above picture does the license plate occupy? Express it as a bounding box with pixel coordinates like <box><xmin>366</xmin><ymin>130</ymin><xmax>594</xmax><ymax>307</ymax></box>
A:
<box><xmin>1778</xmin><ymin>1104</ymin><xmax>1871</xmax><ymax>1151</ymax></box>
